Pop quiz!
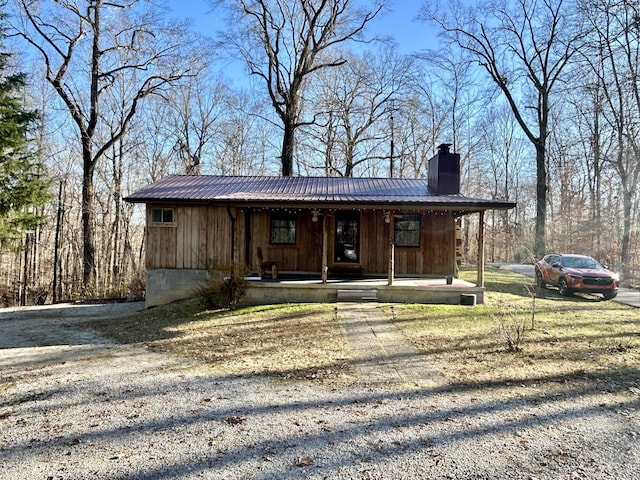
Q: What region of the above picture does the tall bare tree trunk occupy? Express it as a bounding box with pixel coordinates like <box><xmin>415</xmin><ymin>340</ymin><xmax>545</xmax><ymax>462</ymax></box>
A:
<box><xmin>82</xmin><ymin>158</ymin><xmax>97</xmax><ymax>288</ymax></box>
<box><xmin>281</xmin><ymin>120</ymin><xmax>295</xmax><ymax>176</ymax></box>
<box><xmin>426</xmin><ymin>0</ymin><xmax>580</xmax><ymax>259</ymax></box>
<box><xmin>226</xmin><ymin>0</ymin><xmax>382</xmax><ymax>177</ymax></box>
<box><xmin>533</xmin><ymin>142</ymin><xmax>548</xmax><ymax>258</ymax></box>
<box><xmin>111</xmin><ymin>144</ymin><xmax>124</xmax><ymax>291</ymax></box>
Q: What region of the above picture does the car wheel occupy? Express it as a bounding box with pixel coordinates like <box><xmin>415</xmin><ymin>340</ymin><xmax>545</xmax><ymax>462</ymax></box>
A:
<box><xmin>558</xmin><ymin>278</ymin><xmax>572</xmax><ymax>296</ymax></box>
<box><xmin>535</xmin><ymin>269</ymin><xmax>545</xmax><ymax>287</ymax></box>
<box><xmin>603</xmin><ymin>292</ymin><xmax>617</xmax><ymax>300</ymax></box>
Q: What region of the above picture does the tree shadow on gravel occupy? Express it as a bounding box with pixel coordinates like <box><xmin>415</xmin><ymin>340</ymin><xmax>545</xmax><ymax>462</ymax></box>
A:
<box><xmin>2</xmin><ymin>360</ymin><xmax>639</xmax><ymax>480</ymax></box>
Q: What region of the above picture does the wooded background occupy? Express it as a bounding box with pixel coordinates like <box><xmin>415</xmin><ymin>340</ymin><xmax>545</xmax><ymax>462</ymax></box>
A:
<box><xmin>1</xmin><ymin>0</ymin><xmax>639</xmax><ymax>306</ymax></box>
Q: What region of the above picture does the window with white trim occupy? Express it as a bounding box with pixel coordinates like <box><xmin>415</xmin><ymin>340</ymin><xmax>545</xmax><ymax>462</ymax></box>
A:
<box><xmin>151</xmin><ymin>208</ymin><xmax>174</xmax><ymax>224</ymax></box>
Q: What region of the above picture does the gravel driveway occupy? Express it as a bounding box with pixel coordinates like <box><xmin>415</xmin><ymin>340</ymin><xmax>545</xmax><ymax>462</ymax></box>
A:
<box><xmin>1</xmin><ymin>302</ymin><xmax>639</xmax><ymax>479</ymax></box>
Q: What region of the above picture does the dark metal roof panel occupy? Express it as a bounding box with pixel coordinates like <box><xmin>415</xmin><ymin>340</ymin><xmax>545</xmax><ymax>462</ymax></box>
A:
<box><xmin>124</xmin><ymin>175</ymin><xmax>515</xmax><ymax>209</ymax></box>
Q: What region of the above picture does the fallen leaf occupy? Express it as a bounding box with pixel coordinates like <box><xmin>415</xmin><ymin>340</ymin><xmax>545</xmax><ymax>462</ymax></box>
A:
<box><xmin>296</xmin><ymin>455</ymin><xmax>315</xmax><ymax>467</ymax></box>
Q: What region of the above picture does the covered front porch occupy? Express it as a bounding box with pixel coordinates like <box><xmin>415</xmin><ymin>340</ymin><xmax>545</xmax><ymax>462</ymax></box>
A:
<box><xmin>244</xmin><ymin>274</ymin><xmax>484</xmax><ymax>305</ymax></box>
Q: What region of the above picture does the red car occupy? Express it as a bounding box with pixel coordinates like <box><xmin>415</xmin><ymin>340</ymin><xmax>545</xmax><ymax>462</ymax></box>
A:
<box><xmin>535</xmin><ymin>253</ymin><xmax>619</xmax><ymax>299</ymax></box>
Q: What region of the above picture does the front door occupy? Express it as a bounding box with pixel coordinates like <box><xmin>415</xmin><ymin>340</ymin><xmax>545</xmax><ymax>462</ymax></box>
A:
<box><xmin>334</xmin><ymin>211</ymin><xmax>360</xmax><ymax>264</ymax></box>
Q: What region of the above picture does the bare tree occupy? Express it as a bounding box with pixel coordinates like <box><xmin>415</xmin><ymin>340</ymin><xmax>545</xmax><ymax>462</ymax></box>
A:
<box><xmin>415</xmin><ymin>44</ymin><xmax>488</xmax><ymax>197</ymax></box>
<box><xmin>219</xmin><ymin>0</ymin><xmax>384</xmax><ymax>176</ymax></box>
<box><xmin>209</xmin><ymin>88</ymin><xmax>277</xmax><ymax>175</ymax></box>
<box><xmin>400</xmin><ymin>75</ymin><xmax>449</xmax><ymax>178</ymax></box>
<box><xmin>578</xmin><ymin>0</ymin><xmax>640</xmax><ymax>280</ymax></box>
<box><xmin>479</xmin><ymin>103</ymin><xmax>527</xmax><ymax>261</ymax></box>
<box><xmin>566</xmin><ymin>75</ymin><xmax>607</xmax><ymax>255</ymax></box>
<box><xmin>424</xmin><ymin>0</ymin><xmax>583</xmax><ymax>258</ymax></box>
<box><xmin>131</xmin><ymin>99</ymin><xmax>177</xmax><ymax>183</ymax></box>
<box><xmin>134</xmin><ymin>82</ymin><xmax>278</xmax><ymax>179</ymax></box>
<box><xmin>417</xmin><ymin>45</ymin><xmax>483</xmax><ymax>157</ymax></box>
<box><xmin>11</xmin><ymin>0</ymin><xmax>197</xmax><ymax>291</ymax></box>
<box><xmin>304</xmin><ymin>47</ymin><xmax>413</xmax><ymax>177</ymax></box>
<box><xmin>161</xmin><ymin>71</ymin><xmax>228</xmax><ymax>176</ymax></box>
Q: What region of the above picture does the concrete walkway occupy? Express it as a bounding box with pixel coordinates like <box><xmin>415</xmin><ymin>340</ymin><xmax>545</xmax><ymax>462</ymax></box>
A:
<box><xmin>336</xmin><ymin>302</ymin><xmax>440</xmax><ymax>386</ymax></box>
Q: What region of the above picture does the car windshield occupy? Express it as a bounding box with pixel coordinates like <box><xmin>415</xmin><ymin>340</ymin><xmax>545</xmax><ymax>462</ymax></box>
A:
<box><xmin>561</xmin><ymin>256</ymin><xmax>601</xmax><ymax>269</ymax></box>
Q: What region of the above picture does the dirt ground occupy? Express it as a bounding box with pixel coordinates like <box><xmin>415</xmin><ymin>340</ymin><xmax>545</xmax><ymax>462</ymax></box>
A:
<box><xmin>0</xmin><ymin>302</ymin><xmax>144</xmax><ymax>349</ymax></box>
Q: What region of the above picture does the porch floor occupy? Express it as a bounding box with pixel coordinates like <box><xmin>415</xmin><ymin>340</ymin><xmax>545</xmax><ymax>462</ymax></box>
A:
<box><xmin>247</xmin><ymin>273</ymin><xmax>474</xmax><ymax>288</ymax></box>
<box><xmin>244</xmin><ymin>273</ymin><xmax>483</xmax><ymax>305</ymax></box>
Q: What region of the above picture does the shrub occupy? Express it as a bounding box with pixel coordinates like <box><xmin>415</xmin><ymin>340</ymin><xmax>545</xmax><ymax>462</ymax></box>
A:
<box><xmin>493</xmin><ymin>307</ymin><xmax>526</xmax><ymax>352</ymax></box>
<box><xmin>27</xmin><ymin>285</ymin><xmax>49</xmax><ymax>305</ymax></box>
<box><xmin>127</xmin><ymin>268</ymin><xmax>146</xmax><ymax>301</ymax></box>
<box><xmin>199</xmin><ymin>262</ymin><xmax>250</xmax><ymax>310</ymax></box>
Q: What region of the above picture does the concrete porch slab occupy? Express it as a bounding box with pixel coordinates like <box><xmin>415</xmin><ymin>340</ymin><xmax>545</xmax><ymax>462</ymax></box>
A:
<box><xmin>244</xmin><ymin>275</ymin><xmax>484</xmax><ymax>305</ymax></box>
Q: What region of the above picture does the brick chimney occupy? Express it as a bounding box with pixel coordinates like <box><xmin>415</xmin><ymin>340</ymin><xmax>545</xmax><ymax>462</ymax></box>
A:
<box><xmin>428</xmin><ymin>143</ymin><xmax>460</xmax><ymax>195</ymax></box>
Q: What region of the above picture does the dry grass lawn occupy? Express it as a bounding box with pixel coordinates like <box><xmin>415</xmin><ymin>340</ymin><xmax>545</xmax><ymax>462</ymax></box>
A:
<box><xmin>91</xmin><ymin>302</ymin><xmax>355</xmax><ymax>382</ymax></box>
<box><xmin>386</xmin><ymin>268</ymin><xmax>640</xmax><ymax>395</ymax></box>
<box><xmin>90</xmin><ymin>268</ymin><xmax>640</xmax><ymax>394</ymax></box>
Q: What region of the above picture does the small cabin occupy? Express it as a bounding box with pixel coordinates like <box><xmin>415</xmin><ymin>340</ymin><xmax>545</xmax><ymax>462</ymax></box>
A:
<box><xmin>126</xmin><ymin>145</ymin><xmax>515</xmax><ymax>307</ymax></box>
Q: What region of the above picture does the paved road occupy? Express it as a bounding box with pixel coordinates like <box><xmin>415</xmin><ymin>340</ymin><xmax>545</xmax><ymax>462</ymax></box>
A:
<box><xmin>492</xmin><ymin>263</ymin><xmax>640</xmax><ymax>308</ymax></box>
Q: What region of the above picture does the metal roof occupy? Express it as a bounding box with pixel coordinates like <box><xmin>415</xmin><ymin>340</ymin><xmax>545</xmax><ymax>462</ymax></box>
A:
<box><xmin>124</xmin><ymin>175</ymin><xmax>516</xmax><ymax>210</ymax></box>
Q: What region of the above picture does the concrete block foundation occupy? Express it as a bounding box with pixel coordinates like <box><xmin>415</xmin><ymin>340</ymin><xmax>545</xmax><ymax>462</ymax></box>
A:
<box><xmin>146</xmin><ymin>269</ymin><xmax>210</xmax><ymax>307</ymax></box>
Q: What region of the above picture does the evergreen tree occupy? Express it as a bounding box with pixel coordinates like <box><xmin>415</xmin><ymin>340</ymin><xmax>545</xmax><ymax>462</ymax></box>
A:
<box><xmin>0</xmin><ymin>10</ymin><xmax>49</xmax><ymax>249</ymax></box>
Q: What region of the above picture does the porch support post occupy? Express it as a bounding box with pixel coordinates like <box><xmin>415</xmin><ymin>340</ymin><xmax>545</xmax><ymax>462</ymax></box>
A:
<box><xmin>388</xmin><ymin>211</ymin><xmax>395</xmax><ymax>286</ymax></box>
<box><xmin>235</xmin><ymin>207</ymin><xmax>242</xmax><ymax>263</ymax></box>
<box><xmin>477</xmin><ymin>210</ymin><xmax>485</xmax><ymax>287</ymax></box>
<box><xmin>321</xmin><ymin>209</ymin><xmax>328</xmax><ymax>283</ymax></box>
<box><xmin>244</xmin><ymin>209</ymin><xmax>251</xmax><ymax>267</ymax></box>
<box><xmin>226</xmin><ymin>207</ymin><xmax>236</xmax><ymax>262</ymax></box>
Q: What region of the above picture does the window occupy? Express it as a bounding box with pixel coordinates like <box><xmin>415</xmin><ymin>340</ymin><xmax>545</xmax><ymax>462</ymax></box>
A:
<box><xmin>394</xmin><ymin>213</ymin><xmax>421</xmax><ymax>247</ymax></box>
<box><xmin>270</xmin><ymin>211</ymin><xmax>296</xmax><ymax>244</ymax></box>
<box><xmin>151</xmin><ymin>208</ymin><xmax>174</xmax><ymax>224</ymax></box>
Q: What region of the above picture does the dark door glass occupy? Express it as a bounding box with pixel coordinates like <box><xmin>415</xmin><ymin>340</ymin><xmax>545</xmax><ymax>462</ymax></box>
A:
<box><xmin>334</xmin><ymin>211</ymin><xmax>359</xmax><ymax>263</ymax></box>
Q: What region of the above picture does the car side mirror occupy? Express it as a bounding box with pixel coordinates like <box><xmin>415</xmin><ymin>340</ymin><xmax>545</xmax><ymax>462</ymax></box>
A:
<box><xmin>552</xmin><ymin>262</ymin><xmax>561</xmax><ymax>268</ymax></box>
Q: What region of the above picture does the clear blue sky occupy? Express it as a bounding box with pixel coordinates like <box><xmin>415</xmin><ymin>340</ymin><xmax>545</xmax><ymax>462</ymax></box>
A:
<box><xmin>370</xmin><ymin>0</ymin><xmax>438</xmax><ymax>53</ymax></box>
<box><xmin>172</xmin><ymin>0</ymin><xmax>436</xmax><ymax>55</ymax></box>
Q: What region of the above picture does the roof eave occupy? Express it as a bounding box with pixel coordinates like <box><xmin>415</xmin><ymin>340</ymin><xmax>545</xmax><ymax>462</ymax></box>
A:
<box><xmin>124</xmin><ymin>196</ymin><xmax>516</xmax><ymax>211</ymax></box>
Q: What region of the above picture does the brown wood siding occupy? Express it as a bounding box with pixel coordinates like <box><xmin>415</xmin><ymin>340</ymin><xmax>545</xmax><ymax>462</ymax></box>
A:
<box><xmin>146</xmin><ymin>205</ymin><xmax>455</xmax><ymax>276</ymax></box>
<box><xmin>359</xmin><ymin>210</ymin><xmax>388</xmax><ymax>273</ymax></box>
<box><xmin>146</xmin><ymin>205</ymin><xmax>232</xmax><ymax>269</ymax></box>
<box><xmin>360</xmin><ymin>210</ymin><xmax>455</xmax><ymax>275</ymax></box>
<box><xmin>248</xmin><ymin>210</ymin><xmax>323</xmax><ymax>272</ymax></box>
<box><xmin>145</xmin><ymin>209</ymin><xmax>178</xmax><ymax>269</ymax></box>
<box><xmin>419</xmin><ymin>212</ymin><xmax>455</xmax><ymax>275</ymax></box>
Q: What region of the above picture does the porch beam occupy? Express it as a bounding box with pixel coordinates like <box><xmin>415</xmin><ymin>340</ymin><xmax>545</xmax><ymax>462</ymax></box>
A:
<box><xmin>477</xmin><ymin>210</ymin><xmax>485</xmax><ymax>287</ymax></box>
<box><xmin>321</xmin><ymin>209</ymin><xmax>328</xmax><ymax>283</ymax></box>
<box><xmin>388</xmin><ymin>211</ymin><xmax>395</xmax><ymax>286</ymax></box>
